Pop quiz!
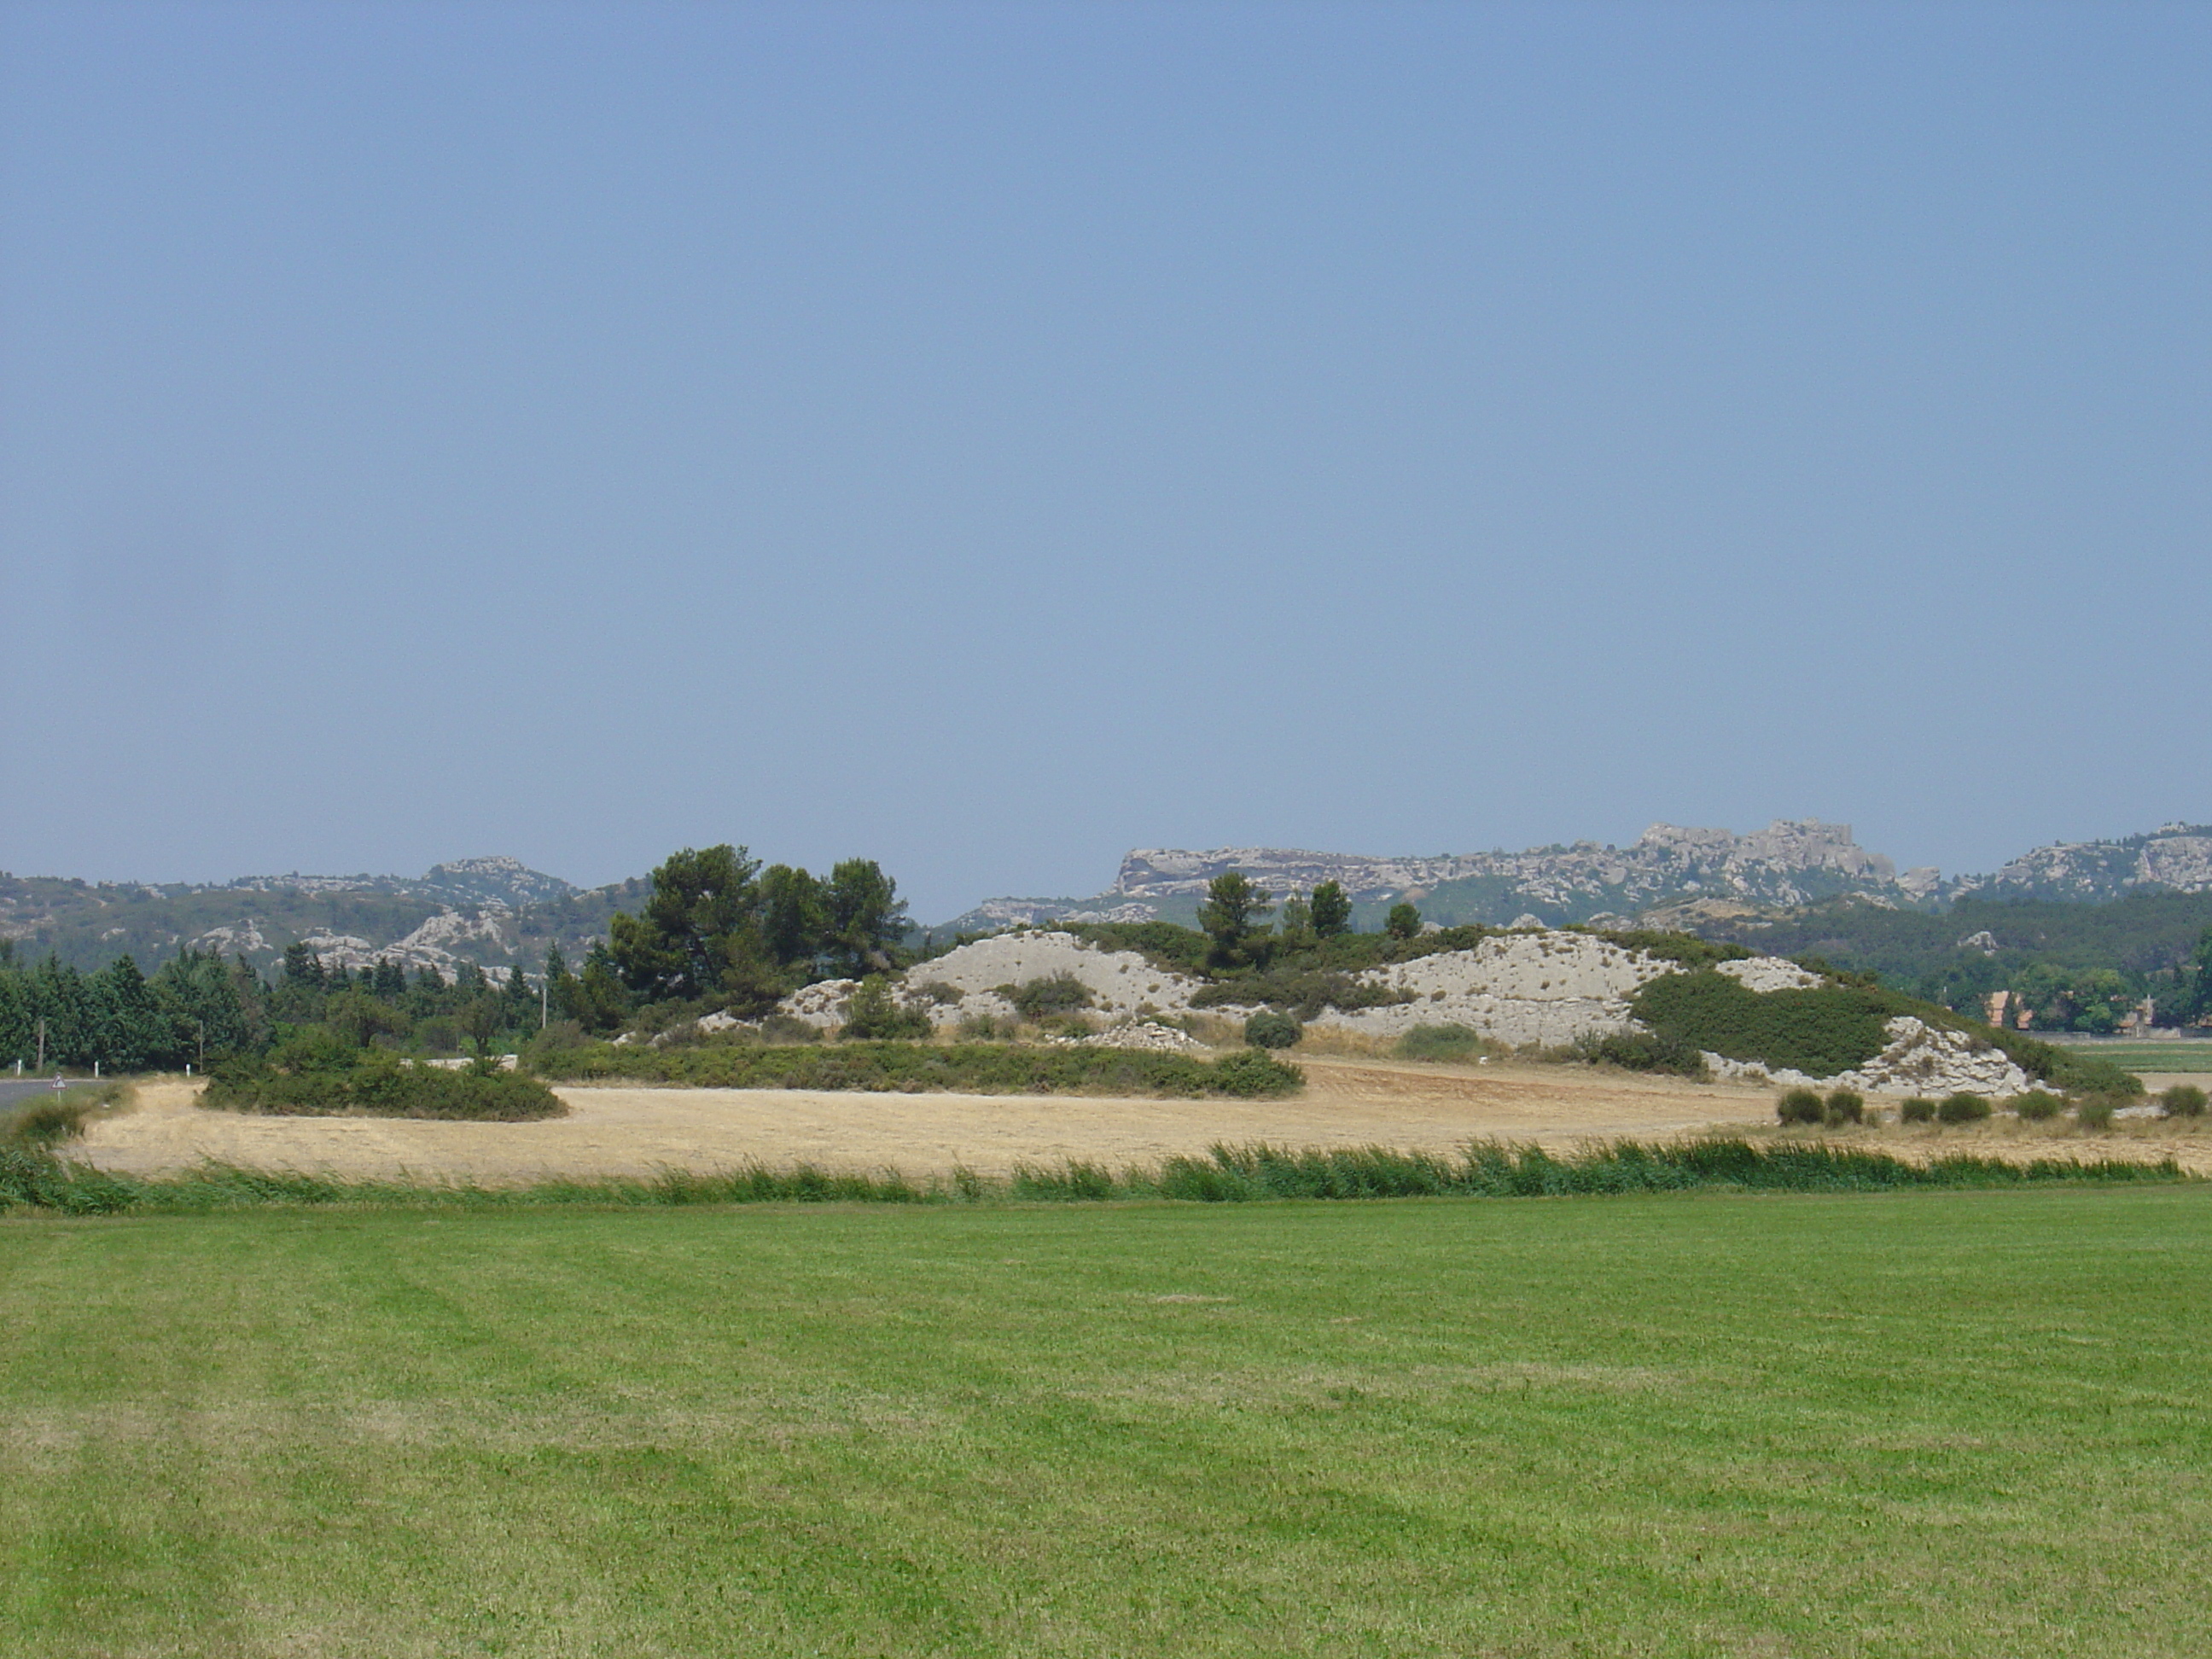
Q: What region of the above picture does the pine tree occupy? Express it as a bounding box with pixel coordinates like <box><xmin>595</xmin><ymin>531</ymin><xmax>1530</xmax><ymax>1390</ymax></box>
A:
<box><xmin>91</xmin><ymin>955</ymin><xmax>169</xmax><ymax>1071</ymax></box>
<box><xmin>1309</xmin><ymin>881</ymin><xmax>1353</xmax><ymax>939</ymax></box>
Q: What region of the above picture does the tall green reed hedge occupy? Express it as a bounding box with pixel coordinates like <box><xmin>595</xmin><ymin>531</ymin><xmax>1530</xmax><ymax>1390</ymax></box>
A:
<box><xmin>1</xmin><ymin>1138</ymin><xmax>2185</xmax><ymax>1217</ymax></box>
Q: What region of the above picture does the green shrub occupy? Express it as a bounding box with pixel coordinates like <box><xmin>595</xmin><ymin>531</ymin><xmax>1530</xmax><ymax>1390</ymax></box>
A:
<box><xmin>1936</xmin><ymin>1092</ymin><xmax>1992</xmax><ymax>1125</ymax></box>
<box><xmin>1777</xmin><ymin>1088</ymin><xmax>1825</xmax><ymax>1126</ymax></box>
<box><xmin>2014</xmin><ymin>1091</ymin><xmax>2065</xmax><ymax>1122</ymax></box>
<box><xmin>840</xmin><ymin>975</ymin><xmax>931</xmax><ymax>1040</ymax></box>
<box><xmin>1004</xmin><ymin>974</ymin><xmax>1093</xmax><ymax>1020</ymax></box>
<box><xmin>1900</xmin><ymin>1097</ymin><xmax>1936</xmax><ymax>1124</ymax></box>
<box><xmin>1581</xmin><ymin>1031</ymin><xmax>1707</xmax><ymax>1078</ymax></box>
<box><xmin>2160</xmin><ymin>1084</ymin><xmax>2208</xmax><ymax>1119</ymax></box>
<box><xmin>1210</xmin><ymin>1050</ymin><xmax>1307</xmax><ymax>1097</ymax></box>
<box><xmin>758</xmin><ymin>1013</ymin><xmax>824</xmax><ymax>1044</ymax></box>
<box><xmin>2075</xmin><ymin>1097</ymin><xmax>2117</xmax><ymax>1131</ymax></box>
<box><xmin>1243</xmin><ymin>1010</ymin><xmax>1303</xmax><ymax>1050</ymax></box>
<box><xmin>1824</xmin><ymin>1089</ymin><xmax>1865</xmax><ymax>1126</ymax></box>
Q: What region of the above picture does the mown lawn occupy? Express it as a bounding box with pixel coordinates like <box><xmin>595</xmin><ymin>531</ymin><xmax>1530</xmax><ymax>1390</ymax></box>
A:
<box><xmin>2</xmin><ymin>1190</ymin><xmax>2208</xmax><ymax>1656</ymax></box>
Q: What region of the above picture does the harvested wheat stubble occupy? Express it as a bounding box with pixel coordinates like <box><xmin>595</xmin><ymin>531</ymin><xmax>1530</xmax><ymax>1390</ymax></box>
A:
<box><xmin>78</xmin><ymin>1064</ymin><xmax>1778</xmax><ymax>1185</ymax></box>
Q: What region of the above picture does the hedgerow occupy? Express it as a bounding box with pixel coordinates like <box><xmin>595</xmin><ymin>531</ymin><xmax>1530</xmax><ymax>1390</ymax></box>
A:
<box><xmin>206</xmin><ymin>1033</ymin><xmax>565</xmax><ymax>1121</ymax></box>
<box><xmin>535</xmin><ymin>1039</ymin><xmax>1305</xmax><ymax>1098</ymax></box>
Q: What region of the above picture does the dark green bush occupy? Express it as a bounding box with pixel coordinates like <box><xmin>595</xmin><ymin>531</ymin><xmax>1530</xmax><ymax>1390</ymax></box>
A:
<box><xmin>2160</xmin><ymin>1084</ymin><xmax>2208</xmax><ymax>1119</ymax></box>
<box><xmin>2014</xmin><ymin>1091</ymin><xmax>2065</xmax><ymax>1122</ymax></box>
<box><xmin>1633</xmin><ymin>971</ymin><xmax>1893</xmax><ymax>1079</ymax></box>
<box><xmin>840</xmin><ymin>975</ymin><xmax>931</xmax><ymax>1040</ymax></box>
<box><xmin>2075</xmin><ymin>1097</ymin><xmax>2117</xmax><ymax>1131</ymax></box>
<box><xmin>1243</xmin><ymin>1010</ymin><xmax>1303</xmax><ymax>1050</ymax></box>
<box><xmin>1004</xmin><ymin>974</ymin><xmax>1093</xmax><ymax>1020</ymax></box>
<box><xmin>1581</xmin><ymin>1031</ymin><xmax>1708</xmax><ymax>1078</ymax></box>
<box><xmin>1824</xmin><ymin>1089</ymin><xmax>1865</xmax><ymax>1126</ymax></box>
<box><xmin>1777</xmin><ymin>1088</ymin><xmax>1825</xmax><ymax>1125</ymax></box>
<box><xmin>1936</xmin><ymin>1092</ymin><xmax>1992</xmax><ymax>1125</ymax></box>
<box><xmin>1210</xmin><ymin>1050</ymin><xmax>1307</xmax><ymax>1097</ymax></box>
<box><xmin>1900</xmin><ymin>1097</ymin><xmax>1936</xmax><ymax>1124</ymax></box>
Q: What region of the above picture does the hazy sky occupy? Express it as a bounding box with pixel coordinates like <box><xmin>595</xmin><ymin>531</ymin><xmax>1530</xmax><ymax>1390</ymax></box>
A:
<box><xmin>3</xmin><ymin>2</ymin><xmax>2205</xmax><ymax>919</ymax></box>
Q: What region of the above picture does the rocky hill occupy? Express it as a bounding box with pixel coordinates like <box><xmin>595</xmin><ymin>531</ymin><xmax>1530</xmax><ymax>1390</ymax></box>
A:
<box><xmin>0</xmin><ymin>859</ymin><xmax>637</xmax><ymax>980</ymax></box>
<box><xmin>1951</xmin><ymin>824</ymin><xmax>2212</xmax><ymax>905</ymax></box>
<box><xmin>935</xmin><ymin>820</ymin><xmax>1938</xmax><ymax>933</ymax></box>
<box><xmin>931</xmin><ymin>819</ymin><xmax>2212</xmax><ymax>934</ymax></box>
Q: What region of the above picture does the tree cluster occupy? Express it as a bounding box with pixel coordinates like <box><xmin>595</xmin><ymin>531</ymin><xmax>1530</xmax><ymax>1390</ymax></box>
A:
<box><xmin>587</xmin><ymin>847</ymin><xmax>910</xmax><ymax>1029</ymax></box>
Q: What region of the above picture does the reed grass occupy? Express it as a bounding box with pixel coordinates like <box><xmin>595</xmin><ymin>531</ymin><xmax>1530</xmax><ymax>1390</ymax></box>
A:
<box><xmin>3</xmin><ymin>1135</ymin><xmax>2186</xmax><ymax>1216</ymax></box>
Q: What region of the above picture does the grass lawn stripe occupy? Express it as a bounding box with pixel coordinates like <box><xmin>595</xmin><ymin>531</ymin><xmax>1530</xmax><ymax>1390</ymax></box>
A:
<box><xmin>0</xmin><ymin>1190</ymin><xmax>2207</xmax><ymax>1656</ymax></box>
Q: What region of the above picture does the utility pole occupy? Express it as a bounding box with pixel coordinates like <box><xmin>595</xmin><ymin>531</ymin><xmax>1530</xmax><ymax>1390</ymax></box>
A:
<box><xmin>541</xmin><ymin>978</ymin><xmax>549</xmax><ymax>1030</ymax></box>
<box><xmin>35</xmin><ymin>1017</ymin><xmax>45</xmax><ymax>1070</ymax></box>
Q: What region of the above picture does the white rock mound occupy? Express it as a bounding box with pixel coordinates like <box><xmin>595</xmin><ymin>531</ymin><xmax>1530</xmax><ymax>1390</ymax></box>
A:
<box><xmin>1701</xmin><ymin>1017</ymin><xmax>2031</xmax><ymax>1098</ymax></box>
<box><xmin>756</xmin><ymin>931</ymin><xmax>1206</xmax><ymax>1032</ymax></box>
<box><xmin>1307</xmin><ymin>932</ymin><xmax>1696</xmax><ymax>1047</ymax></box>
<box><xmin>896</xmin><ymin>931</ymin><xmax>1202</xmax><ymax>1028</ymax></box>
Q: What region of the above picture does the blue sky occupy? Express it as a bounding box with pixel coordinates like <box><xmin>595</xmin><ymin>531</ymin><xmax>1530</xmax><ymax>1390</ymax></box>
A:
<box><xmin>2</xmin><ymin>2</ymin><xmax>2205</xmax><ymax>919</ymax></box>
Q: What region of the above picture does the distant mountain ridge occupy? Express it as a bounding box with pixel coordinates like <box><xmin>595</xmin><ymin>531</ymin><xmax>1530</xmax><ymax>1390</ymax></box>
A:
<box><xmin>1953</xmin><ymin>824</ymin><xmax>2212</xmax><ymax>905</ymax></box>
<box><xmin>7</xmin><ymin>819</ymin><xmax>2212</xmax><ymax>975</ymax></box>
<box><xmin>932</xmin><ymin>819</ymin><xmax>2212</xmax><ymax>934</ymax></box>
<box><xmin>218</xmin><ymin>855</ymin><xmax>578</xmax><ymax>909</ymax></box>
<box><xmin>0</xmin><ymin>857</ymin><xmax>632</xmax><ymax>979</ymax></box>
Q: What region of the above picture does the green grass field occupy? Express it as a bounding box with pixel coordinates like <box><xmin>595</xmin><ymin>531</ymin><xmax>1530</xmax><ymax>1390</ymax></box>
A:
<box><xmin>2089</xmin><ymin>1042</ymin><xmax>2212</xmax><ymax>1074</ymax></box>
<box><xmin>4</xmin><ymin>1190</ymin><xmax>2209</xmax><ymax>1656</ymax></box>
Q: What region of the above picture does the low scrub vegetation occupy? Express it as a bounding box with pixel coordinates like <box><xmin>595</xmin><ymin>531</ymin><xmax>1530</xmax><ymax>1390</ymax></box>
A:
<box><xmin>1636</xmin><ymin>971</ymin><xmax>1894</xmax><ymax>1078</ymax></box>
<box><xmin>1393</xmin><ymin>1022</ymin><xmax>1500</xmax><ymax>1062</ymax></box>
<box><xmin>2161</xmin><ymin>1084</ymin><xmax>2207</xmax><ymax>1118</ymax></box>
<box><xmin>1574</xmin><ymin>1029</ymin><xmax>1708</xmax><ymax>1077</ymax></box>
<box><xmin>536</xmin><ymin>1039</ymin><xmax>1304</xmax><ymax>1098</ymax></box>
<box><xmin>1388</xmin><ymin>1026</ymin><xmax>1495</xmax><ymax>1066</ymax></box>
<box><xmin>1633</xmin><ymin>969</ymin><xmax>2142</xmax><ymax>1095</ymax></box>
<box><xmin>205</xmin><ymin>1033</ymin><xmax>565</xmax><ymax>1121</ymax></box>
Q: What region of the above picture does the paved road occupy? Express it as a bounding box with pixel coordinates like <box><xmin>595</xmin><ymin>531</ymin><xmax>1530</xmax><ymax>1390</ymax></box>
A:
<box><xmin>0</xmin><ymin>1076</ymin><xmax>80</xmax><ymax>1111</ymax></box>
